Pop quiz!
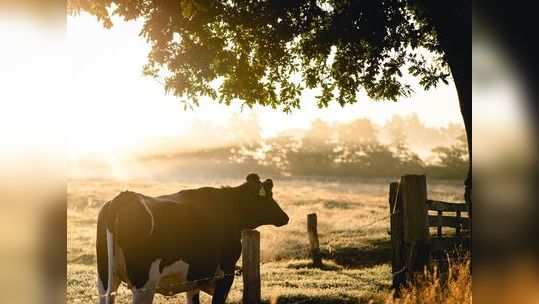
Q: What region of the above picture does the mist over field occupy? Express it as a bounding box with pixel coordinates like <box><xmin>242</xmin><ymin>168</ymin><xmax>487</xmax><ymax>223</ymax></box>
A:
<box><xmin>70</xmin><ymin>113</ymin><xmax>466</xmax><ymax>181</ymax></box>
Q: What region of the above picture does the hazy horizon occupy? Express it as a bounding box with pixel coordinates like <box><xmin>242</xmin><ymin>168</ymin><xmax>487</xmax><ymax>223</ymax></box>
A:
<box><xmin>68</xmin><ymin>112</ymin><xmax>466</xmax><ymax>180</ymax></box>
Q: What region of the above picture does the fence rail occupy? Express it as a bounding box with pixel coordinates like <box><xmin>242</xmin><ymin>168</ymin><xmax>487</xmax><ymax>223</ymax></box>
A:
<box><xmin>428</xmin><ymin>215</ymin><xmax>469</xmax><ymax>229</ymax></box>
<box><xmin>427</xmin><ymin>200</ymin><xmax>468</xmax><ymax>212</ymax></box>
<box><xmin>427</xmin><ymin>199</ymin><xmax>469</xmax><ymax>238</ymax></box>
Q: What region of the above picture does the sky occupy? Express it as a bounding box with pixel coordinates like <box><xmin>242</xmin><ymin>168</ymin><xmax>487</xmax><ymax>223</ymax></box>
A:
<box><xmin>66</xmin><ymin>14</ymin><xmax>462</xmax><ymax>160</ymax></box>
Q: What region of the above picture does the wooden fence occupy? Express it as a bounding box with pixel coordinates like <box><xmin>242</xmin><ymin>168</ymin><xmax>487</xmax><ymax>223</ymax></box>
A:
<box><xmin>240</xmin><ymin>175</ymin><xmax>470</xmax><ymax>303</ymax></box>
<box><xmin>389</xmin><ymin>175</ymin><xmax>470</xmax><ymax>289</ymax></box>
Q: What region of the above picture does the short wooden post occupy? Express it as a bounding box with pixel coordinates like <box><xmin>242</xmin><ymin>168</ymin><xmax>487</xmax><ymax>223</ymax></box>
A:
<box><xmin>437</xmin><ymin>210</ymin><xmax>443</xmax><ymax>238</ymax></box>
<box><xmin>307</xmin><ymin>213</ymin><xmax>323</xmax><ymax>268</ymax></box>
<box><xmin>400</xmin><ymin>175</ymin><xmax>430</xmax><ymax>279</ymax></box>
<box><xmin>242</xmin><ymin>230</ymin><xmax>261</xmax><ymax>304</ymax></box>
<box><xmin>389</xmin><ymin>182</ymin><xmax>405</xmax><ymax>290</ymax></box>
<box><xmin>456</xmin><ymin>210</ymin><xmax>461</xmax><ymax>237</ymax></box>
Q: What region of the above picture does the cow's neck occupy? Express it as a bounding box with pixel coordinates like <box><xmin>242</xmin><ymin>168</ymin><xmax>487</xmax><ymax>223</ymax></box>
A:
<box><xmin>214</xmin><ymin>186</ymin><xmax>249</xmax><ymax>235</ymax></box>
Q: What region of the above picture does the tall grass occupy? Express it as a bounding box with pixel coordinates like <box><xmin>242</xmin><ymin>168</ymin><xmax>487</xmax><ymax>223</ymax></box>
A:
<box><xmin>386</xmin><ymin>259</ymin><xmax>471</xmax><ymax>304</ymax></box>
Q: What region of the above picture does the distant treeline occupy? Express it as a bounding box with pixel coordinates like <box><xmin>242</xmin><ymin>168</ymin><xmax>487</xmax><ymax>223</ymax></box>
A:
<box><xmin>140</xmin><ymin>115</ymin><xmax>468</xmax><ymax>180</ymax></box>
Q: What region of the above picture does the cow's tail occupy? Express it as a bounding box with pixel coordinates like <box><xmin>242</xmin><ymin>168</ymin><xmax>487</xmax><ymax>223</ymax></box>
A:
<box><xmin>97</xmin><ymin>191</ymin><xmax>153</xmax><ymax>302</ymax></box>
<box><xmin>96</xmin><ymin>200</ymin><xmax>117</xmax><ymax>304</ymax></box>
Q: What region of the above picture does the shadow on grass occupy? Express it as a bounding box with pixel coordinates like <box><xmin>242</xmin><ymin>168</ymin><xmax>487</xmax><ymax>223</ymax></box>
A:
<box><xmin>69</xmin><ymin>254</ymin><xmax>95</xmax><ymax>266</ymax></box>
<box><xmin>322</xmin><ymin>200</ymin><xmax>356</xmax><ymax>210</ymax></box>
<box><xmin>285</xmin><ymin>261</ymin><xmax>343</xmax><ymax>271</ymax></box>
<box><xmin>322</xmin><ymin>239</ymin><xmax>392</xmax><ymax>269</ymax></box>
<box><xmin>261</xmin><ymin>294</ymin><xmax>379</xmax><ymax>304</ymax></box>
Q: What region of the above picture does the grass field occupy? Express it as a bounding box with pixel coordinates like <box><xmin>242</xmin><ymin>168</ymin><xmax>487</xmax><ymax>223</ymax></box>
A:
<box><xmin>67</xmin><ymin>177</ymin><xmax>465</xmax><ymax>303</ymax></box>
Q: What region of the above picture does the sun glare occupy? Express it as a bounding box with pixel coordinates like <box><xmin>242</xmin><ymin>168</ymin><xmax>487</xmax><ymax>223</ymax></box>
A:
<box><xmin>0</xmin><ymin>13</ymin><xmax>465</xmax><ymax>173</ymax></box>
<box><xmin>0</xmin><ymin>18</ymin><xmax>65</xmax><ymax>167</ymax></box>
<box><xmin>0</xmin><ymin>12</ymin><xmax>461</xmax><ymax>172</ymax></box>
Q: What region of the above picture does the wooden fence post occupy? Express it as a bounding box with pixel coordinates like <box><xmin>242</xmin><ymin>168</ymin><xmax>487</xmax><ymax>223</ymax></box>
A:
<box><xmin>389</xmin><ymin>182</ymin><xmax>405</xmax><ymax>290</ymax></box>
<box><xmin>307</xmin><ymin>213</ymin><xmax>323</xmax><ymax>268</ymax></box>
<box><xmin>456</xmin><ymin>210</ymin><xmax>461</xmax><ymax>237</ymax></box>
<box><xmin>400</xmin><ymin>175</ymin><xmax>430</xmax><ymax>280</ymax></box>
<box><xmin>437</xmin><ymin>210</ymin><xmax>443</xmax><ymax>238</ymax></box>
<box><xmin>242</xmin><ymin>230</ymin><xmax>261</xmax><ymax>304</ymax></box>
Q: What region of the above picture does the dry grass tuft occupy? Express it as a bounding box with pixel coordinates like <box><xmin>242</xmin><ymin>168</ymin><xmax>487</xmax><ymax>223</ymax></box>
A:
<box><xmin>386</xmin><ymin>259</ymin><xmax>471</xmax><ymax>304</ymax></box>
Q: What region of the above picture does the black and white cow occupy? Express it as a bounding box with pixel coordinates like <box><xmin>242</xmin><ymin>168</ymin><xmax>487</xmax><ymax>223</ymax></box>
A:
<box><xmin>96</xmin><ymin>173</ymin><xmax>289</xmax><ymax>304</ymax></box>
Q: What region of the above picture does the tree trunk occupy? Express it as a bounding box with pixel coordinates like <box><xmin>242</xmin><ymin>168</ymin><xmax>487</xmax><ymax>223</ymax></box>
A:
<box><xmin>421</xmin><ymin>1</ymin><xmax>472</xmax><ymax>221</ymax></box>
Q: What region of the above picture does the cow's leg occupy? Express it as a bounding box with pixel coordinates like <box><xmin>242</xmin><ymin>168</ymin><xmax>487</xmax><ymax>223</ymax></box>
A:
<box><xmin>98</xmin><ymin>276</ymin><xmax>120</xmax><ymax>304</ymax></box>
<box><xmin>130</xmin><ymin>268</ymin><xmax>159</xmax><ymax>304</ymax></box>
<box><xmin>212</xmin><ymin>241</ymin><xmax>241</xmax><ymax>304</ymax></box>
<box><xmin>126</xmin><ymin>257</ymin><xmax>160</xmax><ymax>304</ymax></box>
<box><xmin>132</xmin><ymin>287</ymin><xmax>155</xmax><ymax>304</ymax></box>
<box><xmin>186</xmin><ymin>289</ymin><xmax>200</xmax><ymax>304</ymax></box>
<box><xmin>211</xmin><ymin>275</ymin><xmax>234</xmax><ymax>304</ymax></box>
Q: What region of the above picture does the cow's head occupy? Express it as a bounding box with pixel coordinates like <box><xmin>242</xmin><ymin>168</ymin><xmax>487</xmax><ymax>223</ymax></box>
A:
<box><xmin>238</xmin><ymin>173</ymin><xmax>289</xmax><ymax>229</ymax></box>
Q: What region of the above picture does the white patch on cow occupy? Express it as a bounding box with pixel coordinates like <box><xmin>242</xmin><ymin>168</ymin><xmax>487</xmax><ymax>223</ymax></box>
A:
<box><xmin>146</xmin><ymin>259</ymin><xmax>162</xmax><ymax>287</ymax></box>
<box><xmin>160</xmin><ymin>259</ymin><xmax>190</xmax><ymax>279</ymax></box>
<box><xmin>134</xmin><ymin>259</ymin><xmax>192</xmax><ymax>296</ymax></box>
<box><xmin>139</xmin><ymin>196</ymin><xmax>155</xmax><ymax>235</ymax></box>
<box><xmin>106</xmin><ymin>229</ymin><xmax>114</xmax><ymax>292</ymax></box>
<box><xmin>259</xmin><ymin>187</ymin><xmax>266</xmax><ymax>197</ymax></box>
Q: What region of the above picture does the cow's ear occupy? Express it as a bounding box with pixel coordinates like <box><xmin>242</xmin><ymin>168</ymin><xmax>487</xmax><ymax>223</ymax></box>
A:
<box><xmin>246</xmin><ymin>173</ymin><xmax>260</xmax><ymax>184</ymax></box>
<box><xmin>264</xmin><ymin>179</ymin><xmax>273</xmax><ymax>190</ymax></box>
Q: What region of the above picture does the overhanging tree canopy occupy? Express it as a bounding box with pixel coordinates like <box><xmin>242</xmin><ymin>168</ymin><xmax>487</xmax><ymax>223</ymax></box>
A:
<box><xmin>69</xmin><ymin>0</ymin><xmax>451</xmax><ymax>108</ymax></box>
<box><xmin>68</xmin><ymin>0</ymin><xmax>471</xmax><ymax>211</ymax></box>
